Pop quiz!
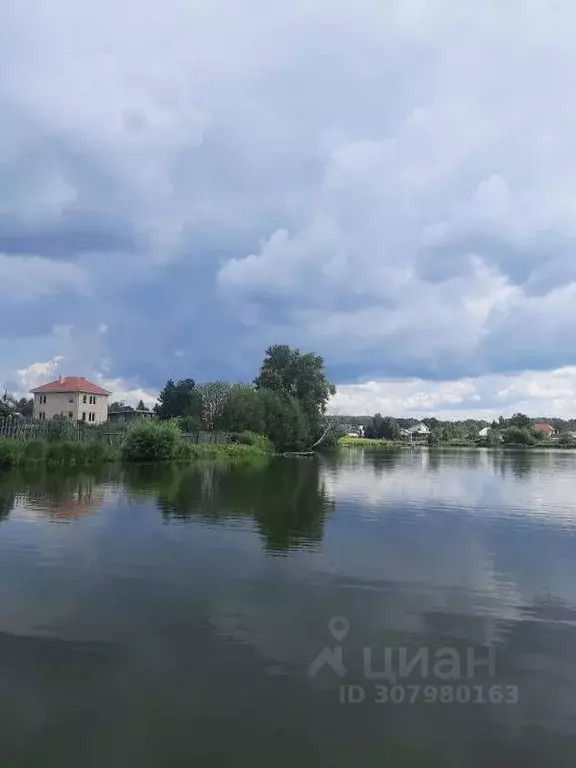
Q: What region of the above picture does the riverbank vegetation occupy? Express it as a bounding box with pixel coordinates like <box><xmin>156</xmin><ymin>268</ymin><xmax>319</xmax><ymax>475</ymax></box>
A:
<box><xmin>340</xmin><ymin>410</ymin><xmax>576</xmax><ymax>450</ymax></box>
<box><xmin>152</xmin><ymin>344</ymin><xmax>337</xmax><ymax>452</ymax></box>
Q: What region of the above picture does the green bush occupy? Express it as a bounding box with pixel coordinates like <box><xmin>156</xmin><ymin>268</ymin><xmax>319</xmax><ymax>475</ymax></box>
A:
<box><xmin>502</xmin><ymin>427</ymin><xmax>536</xmax><ymax>446</ymax></box>
<box><xmin>24</xmin><ymin>439</ymin><xmax>48</xmax><ymax>463</ymax></box>
<box><xmin>122</xmin><ymin>420</ymin><xmax>182</xmax><ymax>462</ymax></box>
<box><xmin>82</xmin><ymin>441</ymin><xmax>116</xmax><ymax>464</ymax></box>
<box><xmin>230</xmin><ymin>431</ymin><xmax>272</xmax><ymax>451</ymax></box>
<box><xmin>175</xmin><ymin>441</ymin><xmax>194</xmax><ymax>461</ymax></box>
<box><xmin>0</xmin><ymin>440</ymin><xmax>21</xmax><ymax>470</ymax></box>
<box><xmin>46</xmin><ymin>442</ymin><xmax>65</xmax><ymax>464</ymax></box>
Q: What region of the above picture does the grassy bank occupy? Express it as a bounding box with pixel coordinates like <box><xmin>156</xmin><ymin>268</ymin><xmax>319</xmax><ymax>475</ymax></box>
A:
<box><xmin>0</xmin><ymin>423</ymin><xmax>272</xmax><ymax>472</ymax></box>
<box><xmin>339</xmin><ymin>436</ymin><xmax>402</xmax><ymax>449</ymax></box>
<box><xmin>0</xmin><ymin>438</ymin><xmax>117</xmax><ymax>470</ymax></box>
<box><xmin>339</xmin><ymin>436</ymin><xmax>576</xmax><ymax>451</ymax></box>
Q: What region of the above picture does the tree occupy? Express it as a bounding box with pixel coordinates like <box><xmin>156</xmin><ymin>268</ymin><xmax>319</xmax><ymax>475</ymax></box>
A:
<box><xmin>509</xmin><ymin>413</ymin><xmax>531</xmax><ymax>429</ymax></box>
<box><xmin>154</xmin><ymin>379</ymin><xmax>202</xmax><ymax>421</ymax></box>
<box><xmin>254</xmin><ymin>345</ymin><xmax>336</xmax><ymax>424</ymax></box>
<box><xmin>221</xmin><ymin>384</ymin><xmax>265</xmax><ymax>434</ymax></box>
<box><xmin>16</xmin><ymin>398</ymin><xmax>33</xmax><ymax>417</ymax></box>
<box><xmin>365</xmin><ymin>414</ymin><xmax>400</xmax><ymax>440</ymax></box>
<box><xmin>0</xmin><ymin>391</ymin><xmax>15</xmax><ymax>419</ymax></box>
<box><xmin>427</xmin><ymin>430</ymin><xmax>440</xmax><ymax>446</ymax></box>
<box><xmin>136</xmin><ymin>399</ymin><xmax>149</xmax><ymax>412</ymax></box>
<box><xmin>258</xmin><ymin>389</ymin><xmax>309</xmax><ymax>452</ymax></box>
<box><xmin>502</xmin><ymin>426</ymin><xmax>535</xmax><ymax>446</ymax></box>
<box><xmin>197</xmin><ymin>381</ymin><xmax>232</xmax><ymax>432</ymax></box>
<box><xmin>109</xmin><ymin>401</ymin><xmax>134</xmax><ymax>413</ymax></box>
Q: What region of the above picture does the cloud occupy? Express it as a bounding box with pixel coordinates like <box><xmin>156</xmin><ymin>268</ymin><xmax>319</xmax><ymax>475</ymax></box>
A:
<box><xmin>332</xmin><ymin>367</ymin><xmax>576</xmax><ymax>419</ymax></box>
<box><xmin>2</xmin><ymin>0</ymin><xmax>576</xmax><ymax>408</ymax></box>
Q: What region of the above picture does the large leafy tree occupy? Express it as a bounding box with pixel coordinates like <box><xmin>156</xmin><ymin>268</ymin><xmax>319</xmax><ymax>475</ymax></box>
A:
<box><xmin>221</xmin><ymin>384</ymin><xmax>265</xmax><ymax>434</ymax></box>
<box><xmin>154</xmin><ymin>378</ymin><xmax>202</xmax><ymax>421</ymax></box>
<box><xmin>254</xmin><ymin>345</ymin><xmax>336</xmax><ymax>424</ymax></box>
<box><xmin>508</xmin><ymin>412</ymin><xmax>531</xmax><ymax>429</ymax></box>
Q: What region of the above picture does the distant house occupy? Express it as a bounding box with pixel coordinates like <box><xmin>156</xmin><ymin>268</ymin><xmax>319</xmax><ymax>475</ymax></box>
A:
<box><xmin>108</xmin><ymin>409</ymin><xmax>155</xmax><ymax>425</ymax></box>
<box><xmin>400</xmin><ymin>422</ymin><xmax>430</xmax><ymax>442</ymax></box>
<box><xmin>534</xmin><ymin>423</ymin><xmax>556</xmax><ymax>438</ymax></box>
<box><xmin>31</xmin><ymin>376</ymin><xmax>110</xmax><ymax>423</ymax></box>
<box><xmin>478</xmin><ymin>426</ymin><xmax>490</xmax><ymax>438</ymax></box>
<box><xmin>345</xmin><ymin>424</ymin><xmax>365</xmax><ymax>438</ymax></box>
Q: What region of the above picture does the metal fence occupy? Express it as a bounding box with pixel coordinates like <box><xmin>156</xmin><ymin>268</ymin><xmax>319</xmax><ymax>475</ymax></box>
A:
<box><xmin>0</xmin><ymin>419</ymin><xmax>230</xmax><ymax>446</ymax></box>
<box><xmin>181</xmin><ymin>431</ymin><xmax>231</xmax><ymax>444</ymax></box>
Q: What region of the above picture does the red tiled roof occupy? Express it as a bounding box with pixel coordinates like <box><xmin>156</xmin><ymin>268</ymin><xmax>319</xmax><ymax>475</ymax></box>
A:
<box><xmin>30</xmin><ymin>377</ymin><xmax>111</xmax><ymax>395</ymax></box>
<box><xmin>534</xmin><ymin>423</ymin><xmax>554</xmax><ymax>433</ymax></box>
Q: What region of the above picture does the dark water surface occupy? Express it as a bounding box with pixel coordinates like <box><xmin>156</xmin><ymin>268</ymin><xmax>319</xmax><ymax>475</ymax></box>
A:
<box><xmin>2</xmin><ymin>449</ymin><xmax>576</xmax><ymax>766</ymax></box>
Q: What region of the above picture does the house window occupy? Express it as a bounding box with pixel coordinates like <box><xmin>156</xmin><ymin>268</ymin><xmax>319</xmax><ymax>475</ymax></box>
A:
<box><xmin>88</xmin><ymin>395</ymin><xmax>97</xmax><ymax>405</ymax></box>
<box><xmin>39</xmin><ymin>412</ymin><xmax>46</xmax><ymax>421</ymax></box>
<box><xmin>68</xmin><ymin>412</ymin><xmax>73</xmax><ymax>419</ymax></box>
<box><xmin>88</xmin><ymin>413</ymin><xmax>96</xmax><ymax>423</ymax></box>
<box><xmin>82</xmin><ymin>412</ymin><xmax>86</xmax><ymax>421</ymax></box>
<box><xmin>69</xmin><ymin>397</ymin><xmax>74</xmax><ymax>404</ymax></box>
<box><xmin>39</xmin><ymin>395</ymin><xmax>47</xmax><ymax>405</ymax></box>
<box><xmin>83</xmin><ymin>395</ymin><xmax>87</xmax><ymax>403</ymax></box>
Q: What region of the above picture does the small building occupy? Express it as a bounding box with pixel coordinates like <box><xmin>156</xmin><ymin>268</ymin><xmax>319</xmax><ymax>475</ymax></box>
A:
<box><xmin>108</xmin><ymin>409</ymin><xmax>155</xmax><ymax>425</ymax></box>
<box><xmin>534</xmin><ymin>423</ymin><xmax>556</xmax><ymax>438</ymax></box>
<box><xmin>31</xmin><ymin>376</ymin><xmax>110</xmax><ymax>424</ymax></box>
<box><xmin>478</xmin><ymin>426</ymin><xmax>490</xmax><ymax>438</ymax></box>
<box><xmin>400</xmin><ymin>422</ymin><xmax>430</xmax><ymax>442</ymax></box>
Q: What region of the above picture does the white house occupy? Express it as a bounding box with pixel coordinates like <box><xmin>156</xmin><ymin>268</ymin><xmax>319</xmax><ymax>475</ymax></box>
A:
<box><xmin>400</xmin><ymin>422</ymin><xmax>430</xmax><ymax>442</ymax></box>
<box><xmin>31</xmin><ymin>376</ymin><xmax>111</xmax><ymax>424</ymax></box>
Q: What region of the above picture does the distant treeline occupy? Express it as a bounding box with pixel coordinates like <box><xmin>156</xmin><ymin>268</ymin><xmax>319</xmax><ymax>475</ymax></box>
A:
<box><xmin>337</xmin><ymin>413</ymin><xmax>576</xmax><ymax>446</ymax></box>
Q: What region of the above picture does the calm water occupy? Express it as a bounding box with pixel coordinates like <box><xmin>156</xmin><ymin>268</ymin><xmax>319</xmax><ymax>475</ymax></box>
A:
<box><xmin>2</xmin><ymin>449</ymin><xmax>576</xmax><ymax>766</ymax></box>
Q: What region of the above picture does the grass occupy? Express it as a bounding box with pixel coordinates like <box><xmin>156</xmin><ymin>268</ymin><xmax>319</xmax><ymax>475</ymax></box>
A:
<box><xmin>339</xmin><ymin>436</ymin><xmax>402</xmax><ymax>449</ymax></box>
<box><xmin>0</xmin><ymin>438</ymin><xmax>118</xmax><ymax>470</ymax></box>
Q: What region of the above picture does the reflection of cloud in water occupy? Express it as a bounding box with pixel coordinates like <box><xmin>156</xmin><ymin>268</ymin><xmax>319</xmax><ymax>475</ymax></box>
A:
<box><xmin>324</xmin><ymin>449</ymin><xmax>576</xmax><ymax>526</ymax></box>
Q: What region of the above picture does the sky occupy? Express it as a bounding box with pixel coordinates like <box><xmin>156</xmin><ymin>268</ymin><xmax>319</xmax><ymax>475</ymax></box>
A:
<box><xmin>2</xmin><ymin>0</ymin><xmax>576</xmax><ymax>418</ymax></box>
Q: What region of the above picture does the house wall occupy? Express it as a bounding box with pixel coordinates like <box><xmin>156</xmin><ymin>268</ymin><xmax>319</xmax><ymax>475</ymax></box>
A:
<box><xmin>34</xmin><ymin>392</ymin><xmax>108</xmax><ymax>423</ymax></box>
<box><xmin>76</xmin><ymin>393</ymin><xmax>108</xmax><ymax>424</ymax></box>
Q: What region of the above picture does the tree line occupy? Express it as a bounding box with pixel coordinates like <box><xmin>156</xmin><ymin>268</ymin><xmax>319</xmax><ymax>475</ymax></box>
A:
<box><xmin>344</xmin><ymin>412</ymin><xmax>576</xmax><ymax>446</ymax></box>
<box><xmin>152</xmin><ymin>345</ymin><xmax>337</xmax><ymax>452</ymax></box>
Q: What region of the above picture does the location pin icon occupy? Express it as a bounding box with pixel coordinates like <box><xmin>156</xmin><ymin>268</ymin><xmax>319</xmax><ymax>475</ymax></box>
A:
<box><xmin>328</xmin><ymin>616</ymin><xmax>350</xmax><ymax>642</ymax></box>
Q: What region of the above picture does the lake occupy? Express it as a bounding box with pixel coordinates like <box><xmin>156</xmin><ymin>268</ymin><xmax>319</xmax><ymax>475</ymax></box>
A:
<box><xmin>1</xmin><ymin>448</ymin><xmax>576</xmax><ymax>766</ymax></box>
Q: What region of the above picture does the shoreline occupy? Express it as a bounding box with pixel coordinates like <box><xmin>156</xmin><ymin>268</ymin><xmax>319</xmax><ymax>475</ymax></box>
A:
<box><xmin>338</xmin><ymin>437</ymin><xmax>576</xmax><ymax>452</ymax></box>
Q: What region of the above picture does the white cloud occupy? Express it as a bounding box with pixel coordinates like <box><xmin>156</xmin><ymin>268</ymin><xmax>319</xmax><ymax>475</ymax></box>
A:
<box><xmin>0</xmin><ymin>254</ymin><xmax>88</xmax><ymax>298</ymax></box>
<box><xmin>332</xmin><ymin>367</ymin><xmax>576</xmax><ymax>419</ymax></box>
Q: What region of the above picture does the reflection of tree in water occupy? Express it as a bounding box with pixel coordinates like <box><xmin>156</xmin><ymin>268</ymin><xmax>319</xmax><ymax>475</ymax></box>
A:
<box><xmin>131</xmin><ymin>458</ymin><xmax>335</xmax><ymax>554</ymax></box>
<box><xmin>0</xmin><ymin>487</ymin><xmax>15</xmax><ymax>521</ymax></box>
<box><xmin>493</xmin><ymin>450</ymin><xmax>535</xmax><ymax>480</ymax></box>
<box><xmin>370</xmin><ymin>451</ymin><xmax>401</xmax><ymax>476</ymax></box>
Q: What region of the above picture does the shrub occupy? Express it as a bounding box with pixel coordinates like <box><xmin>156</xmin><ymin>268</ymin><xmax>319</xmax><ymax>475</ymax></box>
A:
<box><xmin>0</xmin><ymin>440</ymin><xmax>21</xmax><ymax>470</ymax></box>
<box><xmin>24</xmin><ymin>439</ymin><xmax>48</xmax><ymax>464</ymax></box>
<box><xmin>502</xmin><ymin>427</ymin><xmax>536</xmax><ymax>446</ymax></box>
<box><xmin>230</xmin><ymin>431</ymin><xmax>271</xmax><ymax>451</ymax></box>
<box><xmin>122</xmin><ymin>420</ymin><xmax>182</xmax><ymax>462</ymax></box>
<box><xmin>175</xmin><ymin>441</ymin><xmax>194</xmax><ymax>461</ymax></box>
<box><xmin>82</xmin><ymin>441</ymin><xmax>116</xmax><ymax>464</ymax></box>
<box><xmin>46</xmin><ymin>442</ymin><xmax>65</xmax><ymax>464</ymax></box>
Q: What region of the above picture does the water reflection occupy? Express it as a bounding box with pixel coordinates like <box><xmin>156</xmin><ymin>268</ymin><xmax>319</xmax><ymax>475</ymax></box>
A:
<box><xmin>122</xmin><ymin>458</ymin><xmax>335</xmax><ymax>553</ymax></box>
<box><xmin>0</xmin><ymin>466</ymin><xmax>117</xmax><ymax>522</ymax></box>
<box><xmin>1</xmin><ymin>450</ymin><xmax>576</xmax><ymax>763</ymax></box>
